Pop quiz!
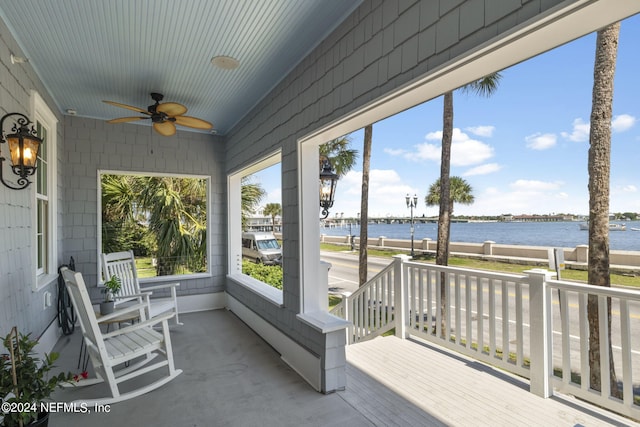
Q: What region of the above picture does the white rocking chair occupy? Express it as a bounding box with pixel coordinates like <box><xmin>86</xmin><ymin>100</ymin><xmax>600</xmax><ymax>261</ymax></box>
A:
<box><xmin>60</xmin><ymin>267</ymin><xmax>182</xmax><ymax>405</ymax></box>
<box><xmin>101</xmin><ymin>250</ymin><xmax>182</xmax><ymax>325</ymax></box>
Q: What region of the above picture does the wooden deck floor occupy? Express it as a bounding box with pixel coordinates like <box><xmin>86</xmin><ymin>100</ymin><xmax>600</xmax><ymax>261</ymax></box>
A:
<box><xmin>48</xmin><ymin>310</ymin><xmax>638</xmax><ymax>426</ymax></box>
<box><xmin>342</xmin><ymin>335</ymin><xmax>639</xmax><ymax>426</ymax></box>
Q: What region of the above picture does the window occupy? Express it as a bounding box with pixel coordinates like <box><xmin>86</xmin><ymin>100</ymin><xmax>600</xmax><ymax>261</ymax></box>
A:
<box><xmin>98</xmin><ymin>171</ymin><xmax>210</xmax><ymax>281</ymax></box>
<box><xmin>31</xmin><ymin>92</ymin><xmax>58</xmax><ymax>290</ymax></box>
<box><xmin>227</xmin><ymin>152</ymin><xmax>283</xmax><ymax>304</ymax></box>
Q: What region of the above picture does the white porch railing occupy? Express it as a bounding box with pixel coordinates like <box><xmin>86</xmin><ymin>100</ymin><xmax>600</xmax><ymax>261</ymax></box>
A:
<box><xmin>330</xmin><ymin>255</ymin><xmax>640</xmax><ymax>421</ymax></box>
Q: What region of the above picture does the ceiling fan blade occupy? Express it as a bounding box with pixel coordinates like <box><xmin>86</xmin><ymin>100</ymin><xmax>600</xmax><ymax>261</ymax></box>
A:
<box><xmin>156</xmin><ymin>102</ymin><xmax>187</xmax><ymax>116</ymax></box>
<box><xmin>153</xmin><ymin>121</ymin><xmax>176</xmax><ymax>136</ymax></box>
<box><xmin>103</xmin><ymin>100</ymin><xmax>150</xmax><ymax>115</ymax></box>
<box><xmin>174</xmin><ymin>116</ymin><xmax>213</xmax><ymax>130</ymax></box>
<box><xmin>107</xmin><ymin>116</ymin><xmax>148</xmax><ymax>124</ymax></box>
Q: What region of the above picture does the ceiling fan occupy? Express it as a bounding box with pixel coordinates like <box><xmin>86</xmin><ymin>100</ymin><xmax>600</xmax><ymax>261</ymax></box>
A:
<box><xmin>103</xmin><ymin>93</ymin><xmax>213</xmax><ymax>136</ymax></box>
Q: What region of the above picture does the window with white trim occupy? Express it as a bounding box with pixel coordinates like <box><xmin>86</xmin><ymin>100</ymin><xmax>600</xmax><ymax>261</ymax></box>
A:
<box><xmin>227</xmin><ymin>152</ymin><xmax>283</xmax><ymax>305</ymax></box>
<box><xmin>32</xmin><ymin>91</ymin><xmax>58</xmax><ymax>290</ymax></box>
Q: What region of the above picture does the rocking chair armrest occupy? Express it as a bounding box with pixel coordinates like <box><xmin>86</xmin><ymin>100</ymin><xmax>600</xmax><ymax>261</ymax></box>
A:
<box><xmin>102</xmin><ymin>312</ymin><xmax>176</xmax><ymax>338</ymax></box>
<box><xmin>96</xmin><ymin>302</ymin><xmax>149</xmax><ymax>323</ymax></box>
<box><xmin>113</xmin><ymin>292</ymin><xmax>153</xmax><ymax>300</ymax></box>
<box><xmin>140</xmin><ymin>282</ymin><xmax>180</xmax><ymax>292</ymax></box>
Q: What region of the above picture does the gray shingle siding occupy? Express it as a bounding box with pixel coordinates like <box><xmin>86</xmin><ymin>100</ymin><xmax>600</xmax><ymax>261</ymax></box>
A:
<box><xmin>223</xmin><ymin>0</ymin><xmax>565</xmax><ymax>389</ymax></box>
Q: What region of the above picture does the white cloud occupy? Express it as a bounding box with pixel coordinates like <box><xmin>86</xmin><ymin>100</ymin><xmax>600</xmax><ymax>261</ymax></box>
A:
<box><xmin>612</xmin><ymin>114</ymin><xmax>637</xmax><ymax>132</ymax></box>
<box><xmin>463</xmin><ymin>163</ymin><xmax>502</xmax><ymax>176</ymax></box>
<box><xmin>525</xmin><ymin>133</ymin><xmax>557</xmax><ymax>150</ymax></box>
<box><xmin>560</xmin><ymin>114</ymin><xmax>637</xmax><ymax>143</ymax></box>
<box><xmin>411</xmin><ymin>143</ymin><xmax>441</xmax><ymax>162</ymax></box>
<box><xmin>510</xmin><ymin>179</ymin><xmax>563</xmax><ymax>191</ymax></box>
<box><xmin>465</xmin><ymin>125</ymin><xmax>495</xmax><ymax>137</ymax></box>
<box><xmin>561</xmin><ymin>118</ymin><xmax>589</xmax><ymax>142</ymax></box>
<box><xmin>334</xmin><ymin>169</ymin><xmax>421</xmax><ymax>217</ymax></box>
<box><xmin>413</xmin><ymin>128</ymin><xmax>494</xmax><ymax>166</ymax></box>
<box><xmin>622</xmin><ymin>185</ymin><xmax>637</xmax><ymax>193</ymax></box>
<box><xmin>383</xmin><ymin>147</ymin><xmax>406</xmax><ymax>156</ymax></box>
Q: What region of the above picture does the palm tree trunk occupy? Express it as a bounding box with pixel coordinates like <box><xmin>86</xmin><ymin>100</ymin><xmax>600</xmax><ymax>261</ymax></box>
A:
<box><xmin>437</xmin><ymin>91</ymin><xmax>453</xmax><ymax>337</ymax></box>
<box><xmin>359</xmin><ymin>125</ymin><xmax>372</xmax><ymax>286</ymax></box>
<box><xmin>587</xmin><ymin>22</ymin><xmax>620</xmax><ymax>397</ymax></box>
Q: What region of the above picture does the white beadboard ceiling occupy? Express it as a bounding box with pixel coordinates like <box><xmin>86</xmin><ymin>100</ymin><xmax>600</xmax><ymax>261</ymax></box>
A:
<box><xmin>0</xmin><ymin>0</ymin><xmax>362</xmax><ymax>135</ymax></box>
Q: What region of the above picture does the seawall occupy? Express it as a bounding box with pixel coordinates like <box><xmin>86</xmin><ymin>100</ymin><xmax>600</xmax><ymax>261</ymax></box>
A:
<box><xmin>318</xmin><ymin>234</ymin><xmax>640</xmax><ymax>274</ymax></box>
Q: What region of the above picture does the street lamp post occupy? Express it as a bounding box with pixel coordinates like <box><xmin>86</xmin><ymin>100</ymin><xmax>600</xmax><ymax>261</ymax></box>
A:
<box><xmin>406</xmin><ymin>194</ymin><xmax>418</xmax><ymax>257</ymax></box>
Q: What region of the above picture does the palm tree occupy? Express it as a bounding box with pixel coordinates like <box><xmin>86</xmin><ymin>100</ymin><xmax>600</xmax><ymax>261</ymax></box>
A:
<box><xmin>587</xmin><ymin>22</ymin><xmax>620</xmax><ymax>397</ymax></box>
<box><xmin>425</xmin><ymin>176</ymin><xmax>475</xmax><ymax>214</ymax></box>
<box><xmin>241</xmin><ymin>176</ymin><xmax>266</xmax><ymax>230</ymax></box>
<box><xmin>359</xmin><ymin>125</ymin><xmax>372</xmax><ymax>286</ymax></box>
<box><xmin>426</xmin><ymin>176</ymin><xmax>474</xmax><ymax>334</ymax></box>
<box><xmin>137</xmin><ymin>177</ymin><xmax>207</xmax><ymax>276</ymax></box>
<box><xmin>319</xmin><ymin>136</ymin><xmax>358</xmax><ymax>178</ymax></box>
<box><xmin>434</xmin><ymin>73</ymin><xmax>500</xmax><ymax>336</ymax></box>
<box><xmin>435</xmin><ymin>73</ymin><xmax>501</xmax><ymax>269</ymax></box>
<box><xmin>263</xmin><ymin>203</ymin><xmax>282</xmax><ymax>232</ymax></box>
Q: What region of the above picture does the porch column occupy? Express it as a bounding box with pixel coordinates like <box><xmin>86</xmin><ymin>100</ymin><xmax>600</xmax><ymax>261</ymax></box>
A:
<box><xmin>394</xmin><ymin>254</ymin><xmax>411</xmax><ymax>339</ymax></box>
<box><xmin>526</xmin><ymin>268</ymin><xmax>555</xmax><ymax>398</ymax></box>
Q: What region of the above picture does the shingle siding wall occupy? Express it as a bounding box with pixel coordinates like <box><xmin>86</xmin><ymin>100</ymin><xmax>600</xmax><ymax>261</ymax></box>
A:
<box><xmin>0</xmin><ymin>17</ymin><xmax>64</xmax><ymax>337</ymax></box>
<box><xmin>224</xmin><ymin>0</ymin><xmax>565</xmax><ymax>369</ymax></box>
<box><xmin>62</xmin><ymin>117</ymin><xmax>226</xmax><ymax>301</ymax></box>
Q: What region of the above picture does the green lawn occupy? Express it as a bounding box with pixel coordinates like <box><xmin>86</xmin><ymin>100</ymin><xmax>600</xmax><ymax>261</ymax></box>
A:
<box><xmin>320</xmin><ymin>242</ymin><xmax>640</xmax><ymax>288</ymax></box>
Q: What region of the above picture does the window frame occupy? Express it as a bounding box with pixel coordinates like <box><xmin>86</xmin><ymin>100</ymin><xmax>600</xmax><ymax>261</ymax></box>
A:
<box><xmin>227</xmin><ymin>151</ymin><xmax>283</xmax><ymax>306</ymax></box>
<box><xmin>97</xmin><ymin>169</ymin><xmax>212</xmax><ymax>283</ymax></box>
<box><xmin>31</xmin><ymin>91</ymin><xmax>58</xmax><ymax>291</ymax></box>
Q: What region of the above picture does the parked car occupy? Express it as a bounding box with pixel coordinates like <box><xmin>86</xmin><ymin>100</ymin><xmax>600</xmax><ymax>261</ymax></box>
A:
<box><xmin>242</xmin><ymin>232</ymin><xmax>282</xmax><ymax>265</ymax></box>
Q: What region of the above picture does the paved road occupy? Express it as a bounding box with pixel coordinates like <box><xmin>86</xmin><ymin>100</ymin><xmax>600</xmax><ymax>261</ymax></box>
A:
<box><xmin>322</xmin><ymin>250</ymin><xmax>390</xmax><ymax>295</ymax></box>
<box><xmin>322</xmin><ymin>250</ymin><xmax>640</xmax><ymax>384</ymax></box>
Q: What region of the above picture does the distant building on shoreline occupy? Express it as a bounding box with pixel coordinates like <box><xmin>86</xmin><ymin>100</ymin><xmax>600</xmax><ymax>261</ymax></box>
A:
<box><xmin>502</xmin><ymin>214</ymin><xmax>577</xmax><ymax>222</ymax></box>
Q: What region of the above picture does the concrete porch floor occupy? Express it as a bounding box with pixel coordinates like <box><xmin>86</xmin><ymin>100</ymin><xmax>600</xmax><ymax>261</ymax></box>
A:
<box><xmin>49</xmin><ymin>310</ymin><xmax>638</xmax><ymax>426</ymax></box>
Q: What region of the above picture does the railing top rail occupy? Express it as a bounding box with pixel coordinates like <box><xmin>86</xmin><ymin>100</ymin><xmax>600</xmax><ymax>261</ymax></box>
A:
<box><xmin>347</xmin><ymin>261</ymin><xmax>396</xmax><ymax>299</ymax></box>
<box><xmin>548</xmin><ymin>278</ymin><xmax>640</xmax><ymax>300</ymax></box>
<box><xmin>403</xmin><ymin>260</ymin><xmax>528</xmax><ymax>282</ymax></box>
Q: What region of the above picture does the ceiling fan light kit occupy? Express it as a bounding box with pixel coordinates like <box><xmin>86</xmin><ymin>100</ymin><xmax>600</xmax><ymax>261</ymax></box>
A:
<box><xmin>210</xmin><ymin>55</ymin><xmax>240</xmax><ymax>70</ymax></box>
<box><xmin>104</xmin><ymin>93</ymin><xmax>213</xmax><ymax>136</ymax></box>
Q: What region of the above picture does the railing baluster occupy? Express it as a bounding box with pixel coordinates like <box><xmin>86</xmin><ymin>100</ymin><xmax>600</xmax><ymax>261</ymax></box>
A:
<box><xmin>620</xmin><ymin>298</ymin><xmax>632</xmax><ymax>406</ymax></box>
<box><xmin>489</xmin><ymin>279</ymin><xmax>496</xmax><ymax>358</ymax></box>
<box><xmin>516</xmin><ymin>281</ymin><xmax>523</xmax><ymax>367</ymax></box>
<box><xmin>501</xmin><ymin>280</ymin><xmax>509</xmax><ymax>363</ymax></box>
<box><xmin>560</xmin><ymin>289</ymin><xmax>570</xmax><ymax>385</ymax></box>
<box><xmin>598</xmin><ymin>295</ymin><xmax>611</xmax><ymax>399</ymax></box>
<box><xmin>477</xmin><ymin>277</ymin><xmax>484</xmax><ymax>354</ymax></box>
<box><xmin>410</xmin><ymin>266</ymin><xmax>417</xmax><ymax>330</ymax></box>
<box><xmin>419</xmin><ymin>266</ymin><xmax>425</xmax><ymax>334</ymax></box>
<box><xmin>578</xmin><ymin>292</ymin><xmax>589</xmax><ymax>392</ymax></box>
<box><xmin>434</xmin><ymin>273</ymin><xmax>443</xmax><ymax>338</ymax></box>
<box><xmin>427</xmin><ymin>270</ymin><xmax>434</xmax><ymax>335</ymax></box>
<box><xmin>445</xmin><ymin>272</ymin><xmax>451</xmax><ymax>341</ymax></box>
<box><xmin>465</xmin><ymin>275</ymin><xmax>472</xmax><ymax>350</ymax></box>
<box><xmin>455</xmin><ymin>273</ymin><xmax>461</xmax><ymax>345</ymax></box>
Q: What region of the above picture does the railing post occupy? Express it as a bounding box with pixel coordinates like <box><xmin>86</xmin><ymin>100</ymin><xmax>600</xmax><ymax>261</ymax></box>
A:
<box><xmin>393</xmin><ymin>255</ymin><xmax>411</xmax><ymax>339</ymax></box>
<box><xmin>526</xmin><ymin>268</ymin><xmax>555</xmax><ymax>398</ymax></box>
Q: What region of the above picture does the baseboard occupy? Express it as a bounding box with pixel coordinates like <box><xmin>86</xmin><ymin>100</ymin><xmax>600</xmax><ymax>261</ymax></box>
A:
<box><xmin>177</xmin><ymin>292</ymin><xmax>226</xmax><ymax>313</ymax></box>
<box><xmin>35</xmin><ymin>319</ymin><xmax>63</xmax><ymax>358</ymax></box>
<box><xmin>226</xmin><ymin>294</ymin><xmax>321</xmax><ymax>391</ymax></box>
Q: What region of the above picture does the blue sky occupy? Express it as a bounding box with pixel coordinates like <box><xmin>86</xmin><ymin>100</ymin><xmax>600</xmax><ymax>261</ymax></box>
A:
<box><xmin>255</xmin><ymin>15</ymin><xmax>639</xmax><ymax>218</ymax></box>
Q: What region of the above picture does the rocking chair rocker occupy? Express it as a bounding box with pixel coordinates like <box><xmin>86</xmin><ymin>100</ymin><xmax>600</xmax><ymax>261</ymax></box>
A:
<box><xmin>60</xmin><ymin>267</ymin><xmax>182</xmax><ymax>405</ymax></box>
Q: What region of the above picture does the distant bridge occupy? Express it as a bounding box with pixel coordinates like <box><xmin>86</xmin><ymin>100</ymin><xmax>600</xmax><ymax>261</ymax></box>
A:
<box><xmin>322</xmin><ymin>216</ymin><xmax>470</xmax><ymax>225</ymax></box>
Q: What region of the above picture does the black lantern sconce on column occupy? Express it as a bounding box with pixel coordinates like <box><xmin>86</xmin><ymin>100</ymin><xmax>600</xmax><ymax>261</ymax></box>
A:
<box><xmin>319</xmin><ymin>157</ymin><xmax>338</xmax><ymax>219</ymax></box>
<box><xmin>0</xmin><ymin>113</ymin><xmax>43</xmax><ymax>190</ymax></box>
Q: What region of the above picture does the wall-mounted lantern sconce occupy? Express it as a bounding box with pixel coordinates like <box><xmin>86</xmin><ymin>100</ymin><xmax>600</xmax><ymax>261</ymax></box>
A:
<box><xmin>319</xmin><ymin>157</ymin><xmax>338</xmax><ymax>219</ymax></box>
<box><xmin>0</xmin><ymin>113</ymin><xmax>43</xmax><ymax>190</ymax></box>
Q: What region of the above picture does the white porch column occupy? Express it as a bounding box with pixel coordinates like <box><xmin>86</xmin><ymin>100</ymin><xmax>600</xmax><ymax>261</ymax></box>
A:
<box><xmin>526</xmin><ymin>268</ymin><xmax>555</xmax><ymax>398</ymax></box>
<box><xmin>394</xmin><ymin>254</ymin><xmax>411</xmax><ymax>339</ymax></box>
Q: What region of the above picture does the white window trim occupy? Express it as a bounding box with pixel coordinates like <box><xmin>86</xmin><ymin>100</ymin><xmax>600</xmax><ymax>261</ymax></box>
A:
<box><xmin>97</xmin><ymin>169</ymin><xmax>212</xmax><ymax>284</ymax></box>
<box><xmin>227</xmin><ymin>151</ymin><xmax>283</xmax><ymax>306</ymax></box>
<box><xmin>31</xmin><ymin>91</ymin><xmax>58</xmax><ymax>291</ymax></box>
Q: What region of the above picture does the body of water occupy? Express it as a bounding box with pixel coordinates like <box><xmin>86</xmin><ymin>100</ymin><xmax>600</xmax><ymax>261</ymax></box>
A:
<box><xmin>321</xmin><ymin>220</ymin><xmax>640</xmax><ymax>251</ymax></box>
